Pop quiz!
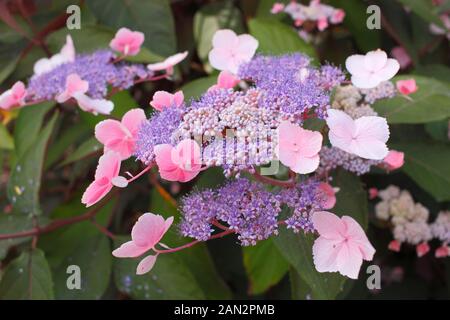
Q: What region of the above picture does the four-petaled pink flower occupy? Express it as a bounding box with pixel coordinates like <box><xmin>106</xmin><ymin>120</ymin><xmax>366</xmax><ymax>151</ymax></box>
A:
<box><xmin>317</xmin><ymin>182</ymin><xmax>337</xmax><ymax>210</ymax></box>
<box><xmin>0</xmin><ymin>81</ymin><xmax>27</xmax><ymax>110</ymax></box>
<box><xmin>388</xmin><ymin>239</ymin><xmax>401</xmax><ymax>252</ymax></box>
<box><xmin>416</xmin><ymin>242</ymin><xmax>430</xmax><ymax>257</ymax></box>
<box><xmin>326</xmin><ymin>109</ymin><xmax>390</xmax><ymax>160</ymax></box>
<box><xmin>312</xmin><ymin>211</ymin><xmax>375</xmax><ymax>279</ymax></box>
<box><xmin>435</xmin><ymin>245</ymin><xmax>449</xmax><ymax>258</ymax></box>
<box><xmin>112</xmin><ymin>213</ymin><xmax>174</xmax><ymax>275</ymax></box>
<box><xmin>56</xmin><ymin>73</ymin><xmax>114</xmax><ymax>115</ymax></box>
<box><xmin>271</xmin><ymin>3</ymin><xmax>285</xmax><ymax>14</ymax></box>
<box><xmin>110</xmin><ymin>28</ymin><xmax>144</xmax><ymax>56</ymax></box>
<box><xmin>330</xmin><ymin>9</ymin><xmax>345</xmax><ymax>24</ymax></box>
<box><xmin>396</xmin><ymin>79</ymin><xmax>418</xmax><ymax>95</ymax></box>
<box><xmin>208</xmin><ymin>29</ymin><xmax>259</xmax><ymax>74</ymax></box>
<box><xmin>209</xmin><ymin>71</ymin><xmax>240</xmax><ymax>91</ymax></box>
<box><xmin>150</xmin><ymin>90</ymin><xmax>184</xmax><ymax>111</ymax></box>
<box><xmin>154</xmin><ymin>139</ymin><xmax>202</xmax><ymax>183</ymax></box>
<box><xmin>81</xmin><ymin>152</ymin><xmax>128</xmax><ymax>207</ymax></box>
<box><xmin>346</xmin><ymin>49</ymin><xmax>400</xmax><ymax>89</ymax></box>
<box><xmin>391</xmin><ymin>46</ymin><xmax>412</xmax><ymax>70</ymax></box>
<box><xmin>383</xmin><ymin>150</ymin><xmax>404</xmax><ymax>171</ymax></box>
<box><xmin>95</xmin><ymin>108</ymin><xmax>146</xmax><ymax>160</ymax></box>
<box><xmin>278</xmin><ymin>121</ymin><xmax>323</xmax><ymax>174</ymax></box>
<box><xmin>147</xmin><ymin>51</ymin><xmax>188</xmax><ymax>75</ymax></box>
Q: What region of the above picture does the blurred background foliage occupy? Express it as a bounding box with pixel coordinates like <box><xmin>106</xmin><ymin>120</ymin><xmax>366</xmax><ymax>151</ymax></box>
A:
<box><xmin>0</xmin><ymin>0</ymin><xmax>449</xmax><ymax>300</ymax></box>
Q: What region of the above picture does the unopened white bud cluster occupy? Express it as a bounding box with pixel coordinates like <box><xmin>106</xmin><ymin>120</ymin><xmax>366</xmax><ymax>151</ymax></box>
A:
<box><xmin>331</xmin><ymin>85</ymin><xmax>378</xmax><ymax>119</ymax></box>
<box><xmin>375</xmin><ymin>185</ymin><xmax>432</xmax><ymax>245</ymax></box>
<box><xmin>430</xmin><ymin>211</ymin><xmax>450</xmax><ymax>243</ymax></box>
<box><xmin>359</xmin><ymin>81</ymin><xmax>396</xmax><ymax>104</ymax></box>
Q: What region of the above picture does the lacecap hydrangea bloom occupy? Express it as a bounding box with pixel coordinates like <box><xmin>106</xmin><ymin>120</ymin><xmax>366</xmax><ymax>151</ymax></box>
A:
<box><xmin>83</xmin><ymin>29</ymin><xmax>404</xmax><ymax>278</ymax></box>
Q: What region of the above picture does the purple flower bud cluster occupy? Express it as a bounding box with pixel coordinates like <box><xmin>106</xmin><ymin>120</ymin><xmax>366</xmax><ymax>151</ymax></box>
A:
<box><xmin>279</xmin><ymin>180</ymin><xmax>325</xmax><ymax>232</ymax></box>
<box><xmin>318</xmin><ymin>146</ymin><xmax>381</xmax><ymax>176</ymax></box>
<box><xmin>27</xmin><ymin>50</ymin><xmax>150</xmax><ymax>101</ymax></box>
<box><xmin>238</xmin><ymin>54</ymin><xmax>341</xmax><ymax>121</ymax></box>
<box><xmin>179</xmin><ymin>178</ymin><xmax>282</xmax><ymax>246</ymax></box>
<box><xmin>360</xmin><ymin>81</ymin><xmax>396</xmax><ymax>104</ymax></box>
<box><xmin>134</xmin><ymin>107</ymin><xmax>184</xmax><ymax>164</ymax></box>
<box><xmin>179</xmin><ymin>178</ymin><xmax>325</xmax><ymax>245</ymax></box>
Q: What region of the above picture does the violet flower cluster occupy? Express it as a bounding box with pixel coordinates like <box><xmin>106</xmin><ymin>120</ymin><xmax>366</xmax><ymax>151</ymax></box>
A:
<box><xmin>179</xmin><ymin>178</ymin><xmax>324</xmax><ymax>246</ymax></box>
<box><xmin>27</xmin><ymin>50</ymin><xmax>150</xmax><ymax>101</ymax></box>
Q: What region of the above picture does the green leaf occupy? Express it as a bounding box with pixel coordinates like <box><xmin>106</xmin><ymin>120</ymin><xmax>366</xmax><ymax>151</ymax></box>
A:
<box><xmin>372</xmin><ymin>76</ymin><xmax>450</xmax><ymax>124</ymax></box>
<box><xmin>0</xmin><ymin>123</ymin><xmax>13</xmax><ymax>150</ymax></box>
<box><xmin>86</xmin><ymin>0</ymin><xmax>176</xmax><ymax>57</ymax></box>
<box><xmin>425</xmin><ymin>120</ymin><xmax>449</xmax><ymax>142</ymax></box>
<box><xmin>328</xmin><ymin>0</ymin><xmax>381</xmax><ymax>52</ymax></box>
<box><xmin>0</xmin><ymin>41</ymin><xmax>22</xmax><ymax>84</ymax></box>
<box><xmin>180</xmin><ymin>76</ymin><xmax>217</xmax><ymax>100</ymax></box>
<box><xmin>0</xmin><ymin>249</ymin><xmax>54</xmax><ymax>299</ymax></box>
<box><xmin>38</xmin><ymin>197</ymin><xmax>115</xmax><ymax>299</ymax></box>
<box><xmin>243</xmin><ymin>238</ymin><xmax>289</xmax><ymax>295</ymax></box>
<box><xmin>7</xmin><ymin>112</ymin><xmax>58</xmax><ymax>215</ymax></box>
<box><xmin>396</xmin><ymin>0</ymin><xmax>444</xmax><ymax>28</ymax></box>
<box><xmin>194</xmin><ymin>1</ymin><xmax>244</xmax><ymax>65</ymax></box>
<box><xmin>0</xmin><ymin>215</ymin><xmax>49</xmax><ymax>260</ymax></box>
<box><xmin>248</xmin><ymin>18</ymin><xmax>317</xmax><ymax>59</ymax></box>
<box><xmin>274</xmin><ymin>169</ymin><xmax>368</xmax><ymax>299</ymax></box>
<box><xmin>110</xmin><ymin>90</ymin><xmax>140</xmax><ymax>118</ymax></box>
<box><xmin>13</xmin><ymin>101</ymin><xmax>54</xmax><ymax>158</ymax></box>
<box><xmin>393</xmin><ymin>142</ymin><xmax>450</xmax><ymax>202</ymax></box>
<box><xmin>59</xmin><ymin>137</ymin><xmax>102</xmax><ymax>167</ymax></box>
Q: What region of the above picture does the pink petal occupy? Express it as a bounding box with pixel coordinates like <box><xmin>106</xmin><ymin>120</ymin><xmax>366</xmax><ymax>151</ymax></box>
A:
<box><xmin>110</xmin><ymin>28</ymin><xmax>144</xmax><ymax>56</ymax></box>
<box><xmin>435</xmin><ymin>245</ymin><xmax>449</xmax><ymax>258</ymax></box>
<box><xmin>212</xmin><ymin>29</ymin><xmax>239</xmax><ymax>48</ymax></box>
<box><xmin>60</xmin><ymin>35</ymin><xmax>75</xmax><ymax>61</ymax></box>
<box><xmin>364</xmin><ymin>50</ymin><xmax>388</xmax><ymax>72</ymax></box>
<box><xmin>217</xmin><ymin>71</ymin><xmax>240</xmax><ymax>88</ymax></box>
<box><xmin>391</xmin><ymin>46</ymin><xmax>411</xmax><ymax>69</ymax></box>
<box><xmin>317</xmin><ymin>17</ymin><xmax>329</xmax><ymax>31</ymax></box>
<box><xmin>147</xmin><ymin>52</ymin><xmax>188</xmax><ymax>72</ymax></box>
<box><xmin>376</xmin><ymin>59</ymin><xmax>400</xmax><ymax>82</ymax></box>
<box><xmin>121</xmin><ymin>108</ymin><xmax>146</xmax><ymax>136</ymax></box>
<box><xmin>351</xmin><ymin>116</ymin><xmax>389</xmax><ymax>160</ymax></box>
<box><xmin>112</xmin><ymin>240</ymin><xmax>149</xmax><ymax>258</ymax></box>
<box><xmin>318</xmin><ymin>183</ymin><xmax>336</xmax><ymax>210</ymax></box>
<box><xmin>312</xmin><ymin>237</ymin><xmax>341</xmax><ymax>273</ymax></box>
<box><xmin>150</xmin><ymin>91</ymin><xmax>174</xmax><ymax>111</ymax></box>
<box><xmin>136</xmin><ymin>255</ymin><xmax>158</xmax><ymax>275</ymax></box>
<box><xmin>350</xmin><ymin>74</ymin><xmax>383</xmax><ymax>89</ymax></box>
<box><xmin>131</xmin><ymin>213</ymin><xmax>169</xmax><ymax>248</ymax></box>
<box><xmin>236</xmin><ymin>34</ymin><xmax>259</xmax><ymax>61</ymax></box>
<box><xmin>11</xmin><ymin>81</ymin><xmax>26</xmax><ymax>101</ymax></box>
<box><xmin>326</xmin><ymin>109</ymin><xmax>355</xmax><ymax>153</ymax></box>
<box><xmin>336</xmin><ymin>241</ymin><xmax>363</xmax><ymax>279</ymax></box>
<box><xmin>172</xmin><ymin>91</ymin><xmax>184</xmax><ymax>107</ymax></box>
<box><xmin>74</xmin><ymin>93</ymin><xmax>114</xmax><ymax>115</ymax></box>
<box><xmin>270</xmin><ymin>3</ymin><xmax>285</xmax><ymax>14</ymax></box>
<box><xmin>345</xmin><ymin>54</ymin><xmax>367</xmax><ymax>77</ymax></box>
<box><xmin>416</xmin><ymin>242</ymin><xmax>430</xmax><ymax>257</ymax></box>
<box><xmin>388</xmin><ymin>239</ymin><xmax>401</xmax><ymax>252</ymax></box>
<box><xmin>208</xmin><ymin>48</ymin><xmax>234</xmax><ymax>72</ymax></box>
<box><xmin>291</xmin><ymin>154</ymin><xmax>320</xmax><ymax>174</ymax></box>
<box><xmin>173</xmin><ymin>139</ymin><xmax>202</xmax><ymax>170</ymax></box>
<box><xmin>331</xmin><ymin>9</ymin><xmax>345</xmax><ymax>24</ymax></box>
<box><xmin>341</xmin><ymin>216</ymin><xmax>376</xmax><ymax>261</ymax></box>
<box><xmin>383</xmin><ymin>150</ymin><xmax>404</xmax><ymax>170</ymax></box>
<box><xmin>396</xmin><ymin>79</ymin><xmax>418</xmax><ymax>95</ymax></box>
<box><xmin>154</xmin><ymin>144</ymin><xmax>178</xmax><ymax>172</ymax></box>
<box><xmin>94</xmin><ymin>151</ymin><xmax>121</xmax><ymax>180</ymax></box>
<box><xmin>56</xmin><ymin>74</ymin><xmax>89</xmax><ymax>103</ymax></box>
<box><xmin>312</xmin><ymin>211</ymin><xmax>346</xmax><ymax>240</ymax></box>
<box><xmin>81</xmin><ymin>180</ymin><xmax>112</xmax><ymax>207</ymax></box>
